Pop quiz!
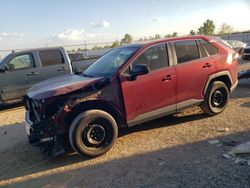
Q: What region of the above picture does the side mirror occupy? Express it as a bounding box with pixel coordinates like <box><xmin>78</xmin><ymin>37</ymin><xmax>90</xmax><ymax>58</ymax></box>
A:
<box><xmin>130</xmin><ymin>64</ymin><xmax>150</xmax><ymax>80</ymax></box>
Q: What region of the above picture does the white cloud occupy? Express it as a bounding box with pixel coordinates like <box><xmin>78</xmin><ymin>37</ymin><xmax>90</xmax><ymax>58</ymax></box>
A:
<box><xmin>152</xmin><ymin>17</ymin><xmax>164</xmax><ymax>23</ymax></box>
<box><xmin>0</xmin><ymin>32</ymin><xmax>25</xmax><ymax>38</ymax></box>
<box><xmin>1</xmin><ymin>32</ymin><xmax>8</xmax><ymax>36</ymax></box>
<box><xmin>53</xmin><ymin>29</ymin><xmax>85</xmax><ymax>40</ymax></box>
<box><xmin>0</xmin><ymin>37</ymin><xmax>2</xmax><ymax>41</ymax></box>
<box><xmin>90</xmin><ymin>20</ymin><xmax>110</xmax><ymax>28</ymax></box>
<box><xmin>52</xmin><ymin>29</ymin><xmax>109</xmax><ymax>42</ymax></box>
<box><xmin>13</xmin><ymin>32</ymin><xmax>25</xmax><ymax>37</ymax></box>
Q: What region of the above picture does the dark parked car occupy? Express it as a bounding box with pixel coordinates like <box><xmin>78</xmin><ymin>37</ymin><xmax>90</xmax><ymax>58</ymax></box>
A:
<box><xmin>242</xmin><ymin>46</ymin><xmax>250</xmax><ymax>60</ymax></box>
<box><xmin>24</xmin><ymin>36</ymin><xmax>238</xmax><ymax>157</ymax></box>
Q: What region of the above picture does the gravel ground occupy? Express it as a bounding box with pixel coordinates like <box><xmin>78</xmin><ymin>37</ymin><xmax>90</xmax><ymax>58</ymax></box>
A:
<box><xmin>0</xmin><ymin>60</ymin><xmax>249</xmax><ymax>188</ymax></box>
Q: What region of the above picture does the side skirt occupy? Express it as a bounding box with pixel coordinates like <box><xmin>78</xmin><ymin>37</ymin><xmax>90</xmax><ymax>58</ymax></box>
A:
<box><xmin>127</xmin><ymin>99</ymin><xmax>203</xmax><ymax>127</ymax></box>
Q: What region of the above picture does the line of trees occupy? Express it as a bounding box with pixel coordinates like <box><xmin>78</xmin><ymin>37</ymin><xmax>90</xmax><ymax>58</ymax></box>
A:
<box><xmin>189</xmin><ymin>19</ymin><xmax>234</xmax><ymax>36</ymax></box>
<box><xmin>71</xmin><ymin>19</ymin><xmax>245</xmax><ymax>52</ymax></box>
<box><xmin>91</xmin><ymin>33</ymin><xmax>133</xmax><ymax>50</ymax></box>
<box><xmin>68</xmin><ymin>33</ymin><xmax>134</xmax><ymax>52</ymax></box>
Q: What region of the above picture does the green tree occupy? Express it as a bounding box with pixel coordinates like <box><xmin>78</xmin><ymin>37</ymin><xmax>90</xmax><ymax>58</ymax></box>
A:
<box><xmin>92</xmin><ymin>46</ymin><xmax>103</xmax><ymax>50</ymax></box>
<box><xmin>154</xmin><ymin>34</ymin><xmax>161</xmax><ymax>39</ymax></box>
<box><xmin>198</xmin><ymin>19</ymin><xmax>215</xmax><ymax>35</ymax></box>
<box><xmin>172</xmin><ymin>32</ymin><xmax>178</xmax><ymax>37</ymax></box>
<box><xmin>165</xmin><ymin>32</ymin><xmax>178</xmax><ymax>38</ymax></box>
<box><xmin>189</xmin><ymin>30</ymin><xmax>196</xmax><ymax>35</ymax></box>
<box><xmin>104</xmin><ymin>45</ymin><xmax>110</xmax><ymax>49</ymax></box>
<box><xmin>121</xmin><ymin>33</ymin><xmax>133</xmax><ymax>44</ymax></box>
<box><xmin>110</xmin><ymin>40</ymin><xmax>120</xmax><ymax>48</ymax></box>
<box><xmin>77</xmin><ymin>48</ymin><xmax>83</xmax><ymax>52</ymax></box>
<box><xmin>218</xmin><ymin>23</ymin><xmax>234</xmax><ymax>35</ymax></box>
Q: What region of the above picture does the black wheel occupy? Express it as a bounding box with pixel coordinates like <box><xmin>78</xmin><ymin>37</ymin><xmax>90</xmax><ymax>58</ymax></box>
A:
<box><xmin>201</xmin><ymin>81</ymin><xmax>229</xmax><ymax>115</ymax></box>
<box><xmin>69</xmin><ymin>110</ymin><xmax>118</xmax><ymax>157</ymax></box>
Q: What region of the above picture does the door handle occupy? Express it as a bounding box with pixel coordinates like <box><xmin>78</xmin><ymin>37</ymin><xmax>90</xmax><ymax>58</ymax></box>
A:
<box><xmin>27</xmin><ymin>71</ymin><xmax>38</xmax><ymax>76</ymax></box>
<box><xmin>162</xmin><ymin>75</ymin><xmax>174</xmax><ymax>81</ymax></box>
<box><xmin>203</xmin><ymin>63</ymin><xmax>212</xmax><ymax>68</ymax></box>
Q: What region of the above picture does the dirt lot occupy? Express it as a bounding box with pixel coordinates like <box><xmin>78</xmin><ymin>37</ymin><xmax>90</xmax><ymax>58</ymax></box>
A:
<box><xmin>0</xmin><ymin>61</ymin><xmax>250</xmax><ymax>188</ymax></box>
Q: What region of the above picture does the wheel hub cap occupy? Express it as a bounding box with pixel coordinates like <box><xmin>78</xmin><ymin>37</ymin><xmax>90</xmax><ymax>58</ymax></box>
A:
<box><xmin>213</xmin><ymin>90</ymin><xmax>223</xmax><ymax>107</ymax></box>
<box><xmin>87</xmin><ymin>124</ymin><xmax>106</xmax><ymax>145</ymax></box>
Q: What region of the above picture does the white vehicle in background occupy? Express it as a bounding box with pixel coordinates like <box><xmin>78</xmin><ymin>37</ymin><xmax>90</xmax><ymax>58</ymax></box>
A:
<box><xmin>221</xmin><ymin>40</ymin><xmax>247</xmax><ymax>54</ymax></box>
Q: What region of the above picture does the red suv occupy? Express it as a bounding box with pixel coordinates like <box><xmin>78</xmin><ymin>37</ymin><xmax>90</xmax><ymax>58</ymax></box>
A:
<box><xmin>24</xmin><ymin>36</ymin><xmax>238</xmax><ymax>157</ymax></box>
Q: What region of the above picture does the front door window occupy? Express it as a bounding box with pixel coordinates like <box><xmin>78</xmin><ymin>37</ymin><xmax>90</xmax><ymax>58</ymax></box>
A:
<box><xmin>8</xmin><ymin>54</ymin><xmax>34</xmax><ymax>71</ymax></box>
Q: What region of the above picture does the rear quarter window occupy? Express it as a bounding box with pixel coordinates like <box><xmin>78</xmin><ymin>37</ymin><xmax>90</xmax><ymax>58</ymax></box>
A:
<box><xmin>39</xmin><ymin>50</ymin><xmax>65</xmax><ymax>67</ymax></box>
<box><xmin>199</xmin><ymin>39</ymin><xmax>218</xmax><ymax>56</ymax></box>
<box><xmin>174</xmin><ymin>40</ymin><xmax>200</xmax><ymax>64</ymax></box>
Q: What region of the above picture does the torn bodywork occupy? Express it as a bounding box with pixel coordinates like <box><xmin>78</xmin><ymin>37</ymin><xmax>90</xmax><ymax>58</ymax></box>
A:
<box><xmin>24</xmin><ymin>74</ymin><xmax>126</xmax><ymax>157</ymax></box>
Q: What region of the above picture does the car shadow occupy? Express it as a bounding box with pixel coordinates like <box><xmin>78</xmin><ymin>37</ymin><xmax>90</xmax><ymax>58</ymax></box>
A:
<box><xmin>1</xmin><ymin>129</ymin><xmax>249</xmax><ymax>187</ymax></box>
<box><xmin>0</xmin><ymin>102</ymin><xmax>23</xmax><ymax>112</ymax></box>
<box><xmin>0</xmin><ymin>108</ymin><xmax>208</xmax><ymax>182</ymax></box>
<box><xmin>231</xmin><ymin>79</ymin><xmax>250</xmax><ymax>99</ymax></box>
<box><xmin>119</xmin><ymin>109</ymin><xmax>208</xmax><ymax>137</ymax></box>
<box><xmin>0</xmin><ymin>68</ymin><xmax>249</xmax><ymax>186</ymax></box>
<box><xmin>241</xmin><ymin>102</ymin><xmax>250</xmax><ymax>108</ymax></box>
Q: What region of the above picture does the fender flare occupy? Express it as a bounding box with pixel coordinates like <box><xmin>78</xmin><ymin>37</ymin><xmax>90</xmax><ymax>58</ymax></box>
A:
<box><xmin>66</xmin><ymin>99</ymin><xmax>127</xmax><ymax>128</ymax></box>
<box><xmin>203</xmin><ymin>71</ymin><xmax>233</xmax><ymax>95</ymax></box>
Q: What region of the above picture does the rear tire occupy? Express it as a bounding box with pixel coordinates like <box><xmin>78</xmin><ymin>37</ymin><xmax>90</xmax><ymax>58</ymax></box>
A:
<box><xmin>69</xmin><ymin>110</ymin><xmax>118</xmax><ymax>157</ymax></box>
<box><xmin>201</xmin><ymin>81</ymin><xmax>229</xmax><ymax>115</ymax></box>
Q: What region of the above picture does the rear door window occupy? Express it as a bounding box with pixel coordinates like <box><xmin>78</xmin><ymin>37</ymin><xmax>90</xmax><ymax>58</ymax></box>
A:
<box><xmin>39</xmin><ymin>50</ymin><xmax>65</xmax><ymax>67</ymax></box>
<box><xmin>174</xmin><ymin>40</ymin><xmax>200</xmax><ymax>64</ymax></box>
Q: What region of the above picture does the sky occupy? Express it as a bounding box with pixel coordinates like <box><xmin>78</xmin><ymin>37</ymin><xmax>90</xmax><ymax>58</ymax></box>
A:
<box><xmin>0</xmin><ymin>0</ymin><xmax>250</xmax><ymax>50</ymax></box>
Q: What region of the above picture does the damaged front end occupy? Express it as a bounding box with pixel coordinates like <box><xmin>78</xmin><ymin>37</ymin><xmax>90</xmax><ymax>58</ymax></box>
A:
<box><xmin>23</xmin><ymin>69</ymin><xmax>127</xmax><ymax>157</ymax></box>
<box><xmin>23</xmin><ymin>75</ymin><xmax>125</xmax><ymax>157</ymax></box>
<box><xmin>24</xmin><ymin>96</ymin><xmax>69</xmax><ymax>157</ymax></box>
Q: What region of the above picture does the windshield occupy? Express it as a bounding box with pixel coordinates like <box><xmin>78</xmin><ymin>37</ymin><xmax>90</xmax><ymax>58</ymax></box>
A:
<box><xmin>83</xmin><ymin>47</ymin><xmax>139</xmax><ymax>77</ymax></box>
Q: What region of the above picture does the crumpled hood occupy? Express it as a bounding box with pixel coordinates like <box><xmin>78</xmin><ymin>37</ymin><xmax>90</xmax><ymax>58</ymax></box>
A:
<box><xmin>28</xmin><ymin>74</ymin><xmax>103</xmax><ymax>100</ymax></box>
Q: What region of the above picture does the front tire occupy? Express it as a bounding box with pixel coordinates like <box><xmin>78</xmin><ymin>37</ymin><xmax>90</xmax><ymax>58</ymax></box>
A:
<box><xmin>69</xmin><ymin>110</ymin><xmax>118</xmax><ymax>157</ymax></box>
<box><xmin>201</xmin><ymin>81</ymin><xmax>229</xmax><ymax>115</ymax></box>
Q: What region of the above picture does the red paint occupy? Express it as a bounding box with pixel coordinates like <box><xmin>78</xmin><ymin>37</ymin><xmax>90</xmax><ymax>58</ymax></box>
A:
<box><xmin>28</xmin><ymin>35</ymin><xmax>238</xmax><ymax>124</ymax></box>
<box><xmin>28</xmin><ymin>74</ymin><xmax>103</xmax><ymax>100</ymax></box>
<box><xmin>121</xmin><ymin>67</ymin><xmax>176</xmax><ymax>120</ymax></box>
<box><xmin>119</xmin><ymin>36</ymin><xmax>238</xmax><ymax>122</ymax></box>
<box><xmin>174</xmin><ymin>56</ymin><xmax>216</xmax><ymax>103</ymax></box>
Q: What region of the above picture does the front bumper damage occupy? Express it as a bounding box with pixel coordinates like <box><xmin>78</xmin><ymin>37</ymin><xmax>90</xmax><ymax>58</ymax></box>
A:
<box><xmin>25</xmin><ymin>111</ymin><xmax>65</xmax><ymax>157</ymax></box>
<box><xmin>25</xmin><ymin>111</ymin><xmax>55</xmax><ymax>145</ymax></box>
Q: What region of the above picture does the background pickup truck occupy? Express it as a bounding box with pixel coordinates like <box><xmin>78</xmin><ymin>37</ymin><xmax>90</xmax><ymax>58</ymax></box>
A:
<box><xmin>0</xmin><ymin>47</ymin><xmax>98</xmax><ymax>105</ymax></box>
